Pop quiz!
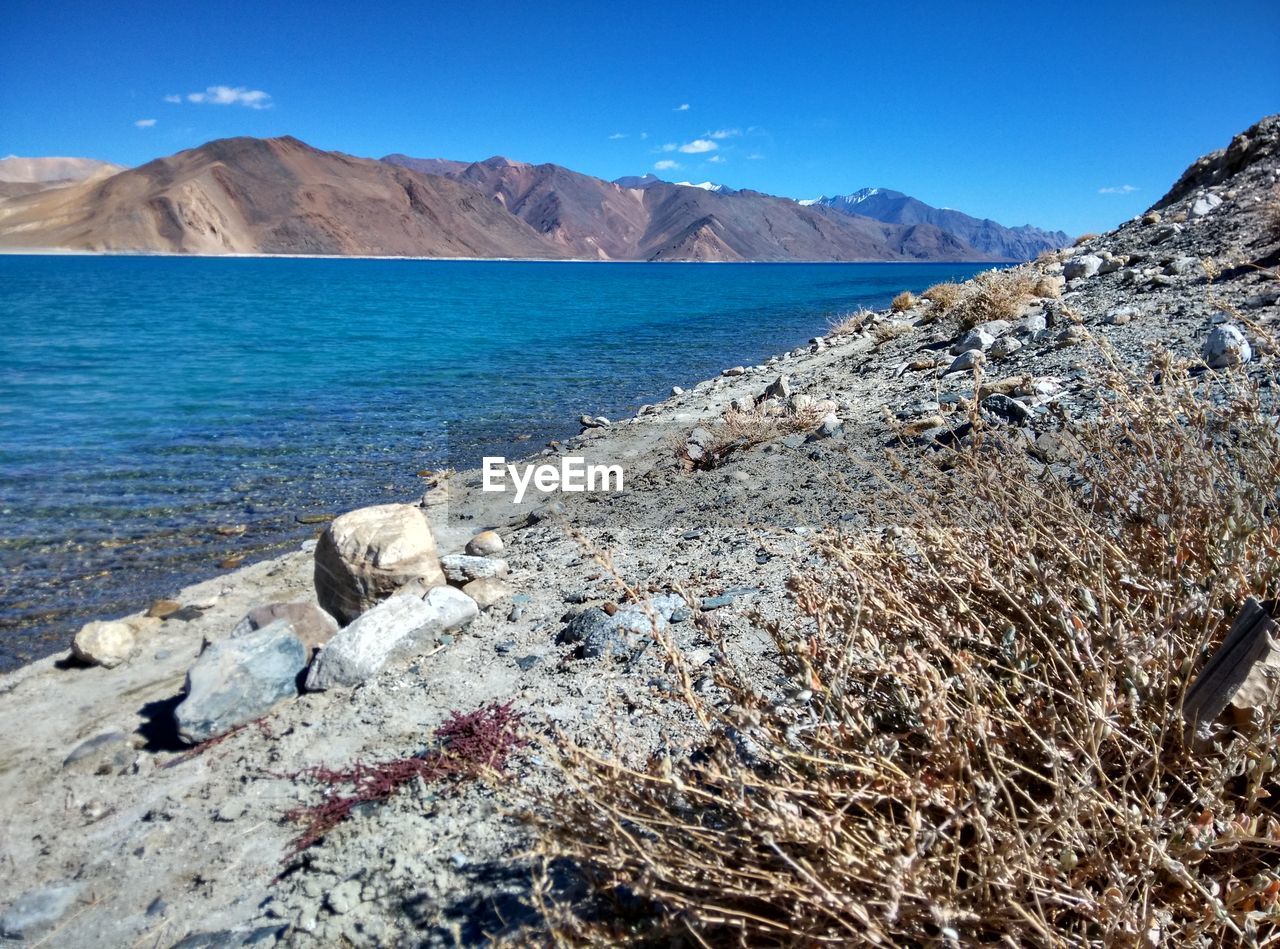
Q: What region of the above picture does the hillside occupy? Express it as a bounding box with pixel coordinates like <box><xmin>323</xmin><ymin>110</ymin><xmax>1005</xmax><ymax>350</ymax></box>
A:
<box><xmin>808</xmin><ymin>186</ymin><xmax>1071</xmax><ymax>260</ymax></box>
<box><xmin>0</xmin><ymin>137</ymin><xmax>565</xmax><ymax>258</ymax></box>
<box><xmin>384</xmin><ymin>153</ymin><xmax>986</xmax><ymax>261</ymax></box>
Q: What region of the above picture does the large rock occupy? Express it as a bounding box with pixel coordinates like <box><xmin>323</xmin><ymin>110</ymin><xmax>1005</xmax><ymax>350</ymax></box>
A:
<box><xmin>950</xmin><ymin>328</ymin><xmax>996</xmax><ymax>355</ymax></box>
<box><xmin>71</xmin><ymin>620</ymin><xmax>135</xmax><ymax>668</ymax></box>
<box><xmin>1063</xmin><ymin>255</ymin><xmax>1103</xmax><ymax>279</ymax></box>
<box><xmin>230</xmin><ymin>601</ymin><xmax>339</xmax><ymax>655</ymax></box>
<box><xmin>305</xmin><ymin>589</ymin><xmax>477</xmax><ymax>691</ymax></box>
<box><xmin>1203</xmin><ymin>323</ymin><xmax>1252</xmax><ymax>369</ymax></box>
<box><xmin>314</xmin><ymin>504</ymin><xmax>446</xmax><ymax>624</ymax></box>
<box><xmin>174</xmin><ymin>621</ymin><xmax>307</xmax><ymax>745</ymax></box>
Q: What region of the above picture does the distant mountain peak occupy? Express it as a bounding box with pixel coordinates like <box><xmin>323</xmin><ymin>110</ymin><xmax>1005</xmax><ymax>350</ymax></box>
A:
<box><xmin>809</xmin><ymin>187</ymin><xmax>1069</xmax><ymax>261</ymax></box>
<box><xmin>674</xmin><ymin>180</ymin><xmax>729</xmax><ymax>193</ymax></box>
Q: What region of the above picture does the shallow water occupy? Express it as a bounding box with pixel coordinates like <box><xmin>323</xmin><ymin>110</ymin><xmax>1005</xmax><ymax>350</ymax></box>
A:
<box><xmin>0</xmin><ymin>255</ymin><xmax>988</xmax><ymax>668</ymax></box>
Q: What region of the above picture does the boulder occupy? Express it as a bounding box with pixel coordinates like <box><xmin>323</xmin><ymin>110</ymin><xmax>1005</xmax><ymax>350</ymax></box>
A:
<box><xmin>1105</xmin><ymin>306</ymin><xmax>1139</xmax><ymax>326</ymax></box>
<box><xmin>230</xmin><ymin>601</ymin><xmax>338</xmax><ymax>655</ymax></box>
<box><xmin>71</xmin><ymin>620</ymin><xmax>135</xmax><ymax>668</ymax></box>
<box><xmin>1203</xmin><ymin>323</ymin><xmax>1252</xmax><ymax>369</ymax></box>
<box><xmin>305</xmin><ymin>590</ymin><xmax>476</xmax><ymax>691</ymax></box>
<box><xmin>314</xmin><ymin>504</ymin><xmax>446</xmax><ymax>624</ymax></box>
<box><xmin>464</xmin><ymin>530</ymin><xmax>504</xmax><ymax>557</ymax></box>
<box><xmin>1191</xmin><ymin>193</ymin><xmax>1223</xmax><ymax>216</ymax></box>
<box><xmin>174</xmin><ymin>621</ymin><xmax>307</xmax><ymax>744</ymax></box>
<box><xmin>759</xmin><ymin>375</ymin><xmax>791</xmax><ymax>402</ymax></box>
<box><xmin>1063</xmin><ymin>255</ymin><xmax>1103</xmax><ymax>279</ymax></box>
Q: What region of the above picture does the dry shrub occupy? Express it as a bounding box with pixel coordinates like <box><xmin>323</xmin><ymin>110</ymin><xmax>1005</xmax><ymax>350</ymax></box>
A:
<box><xmin>955</xmin><ymin>268</ymin><xmax>1037</xmax><ymax>329</ymax></box>
<box><xmin>922</xmin><ymin>281</ymin><xmax>964</xmax><ymax>312</ymax></box>
<box><xmin>1074</xmin><ymin>232</ymin><xmax>1101</xmax><ymax>246</ymax></box>
<box><xmin>535</xmin><ymin>349</ymin><xmax>1280</xmax><ymax>945</ymax></box>
<box><xmin>828</xmin><ymin>307</ymin><xmax>873</xmax><ymax>338</ymax></box>
<box><xmin>871</xmin><ymin>320</ymin><xmax>914</xmax><ymax>346</ymax></box>
<box><xmin>677</xmin><ymin>405</ymin><xmax>823</xmax><ymax>470</ymax></box>
<box><xmin>1032</xmin><ymin>275</ymin><xmax>1063</xmax><ymax>298</ymax></box>
<box><xmin>891</xmin><ymin>290</ymin><xmax>916</xmax><ymax>313</ymax></box>
<box><xmin>1267</xmin><ymin>185</ymin><xmax>1280</xmax><ymax>240</ymax></box>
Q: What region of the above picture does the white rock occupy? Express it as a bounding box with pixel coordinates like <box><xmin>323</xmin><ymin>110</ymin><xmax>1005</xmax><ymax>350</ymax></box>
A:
<box><xmin>1063</xmin><ymin>255</ymin><xmax>1103</xmax><ymax>279</ymax></box>
<box><xmin>1202</xmin><ymin>323</ymin><xmax>1252</xmax><ymax>369</ymax></box>
<box><xmin>973</xmin><ymin>320</ymin><xmax>1012</xmax><ymax>338</ymax></box>
<box><xmin>721</xmin><ymin>366</ymin><xmax>746</xmax><ymax>377</ymax></box>
<box><xmin>1191</xmin><ymin>193</ymin><xmax>1223</xmax><ymax>216</ymax></box>
<box><xmin>951</xmin><ymin>329</ymin><xmax>996</xmax><ymax>355</ymax></box>
<box><xmin>944</xmin><ymin>350</ymin><xmax>985</xmax><ymax>375</ymax></box>
<box><xmin>313</xmin><ymin>504</ymin><xmax>446</xmax><ymax>624</ymax></box>
<box><xmin>1105</xmin><ymin>306</ymin><xmax>1139</xmax><ymax>326</ymax></box>
<box><xmin>72</xmin><ymin>620</ymin><xmax>135</xmax><ymax>668</ymax></box>
<box><xmin>306</xmin><ymin>592</ymin><xmax>475</xmax><ymax>691</ymax></box>
<box><xmin>439</xmin><ymin>554</ymin><xmax>509</xmax><ymax>583</ymax></box>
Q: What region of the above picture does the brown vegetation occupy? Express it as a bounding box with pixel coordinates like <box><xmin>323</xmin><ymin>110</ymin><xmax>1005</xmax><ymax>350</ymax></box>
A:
<box><xmin>890</xmin><ymin>290</ymin><xmax>916</xmax><ymax>312</ymax></box>
<box><xmin>535</xmin><ymin>344</ymin><xmax>1280</xmax><ymax>945</ymax></box>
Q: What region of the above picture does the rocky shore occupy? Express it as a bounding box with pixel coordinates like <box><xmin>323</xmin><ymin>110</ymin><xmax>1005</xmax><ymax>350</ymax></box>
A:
<box><xmin>1</xmin><ymin>115</ymin><xmax>1278</xmax><ymax>945</ymax></box>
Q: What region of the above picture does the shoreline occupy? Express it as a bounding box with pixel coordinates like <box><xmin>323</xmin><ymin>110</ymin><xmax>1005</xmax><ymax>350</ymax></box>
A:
<box><xmin>0</xmin><ymin>247</ymin><xmax>1019</xmax><ymax>264</ymax></box>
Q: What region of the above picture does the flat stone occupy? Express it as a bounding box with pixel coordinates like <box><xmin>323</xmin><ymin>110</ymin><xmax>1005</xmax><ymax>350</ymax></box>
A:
<box><xmin>63</xmin><ymin>731</ymin><xmax>132</xmax><ymax>774</ymax></box>
<box><xmin>944</xmin><ymin>350</ymin><xmax>985</xmax><ymax>375</ymax></box>
<box><xmin>305</xmin><ymin>591</ymin><xmax>475</xmax><ymax>690</ymax></box>
<box><xmin>440</xmin><ymin>554</ymin><xmax>509</xmax><ymax>584</ymax></box>
<box><xmin>461</xmin><ymin>576</ymin><xmax>513</xmax><ymax>610</ymax></box>
<box><xmin>0</xmin><ymin>884</ymin><xmax>81</xmax><ymax>940</ymax></box>
<box><xmin>147</xmin><ymin>599</ymin><xmax>182</xmax><ymax>619</ymax></box>
<box><xmin>175</xmin><ymin>621</ymin><xmax>307</xmax><ymax>744</ymax></box>
<box><xmin>951</xmin><ymin>329</ymin><xmax>995</xmax><ymax>355</ymax></box>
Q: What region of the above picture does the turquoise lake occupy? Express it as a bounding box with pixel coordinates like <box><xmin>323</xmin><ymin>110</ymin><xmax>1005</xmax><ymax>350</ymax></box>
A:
<box><xmin>0</xmin><ymin>255</ymin><xmax>988</xmax><ymax>669</ymax></box>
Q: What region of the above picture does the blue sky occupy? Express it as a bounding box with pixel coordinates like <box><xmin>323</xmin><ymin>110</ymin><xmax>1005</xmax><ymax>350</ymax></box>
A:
<box><xmin>1</xmin><ymin>0</ymin><xmax>1277</xmax><ymax>236</ymax></box>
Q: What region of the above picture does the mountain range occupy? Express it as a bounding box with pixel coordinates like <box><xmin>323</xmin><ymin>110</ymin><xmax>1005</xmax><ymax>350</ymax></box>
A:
<box><xmin>0</xmin><ymin>137</ymin><xmax>1070</xmax><ymax>262</ymax></box>
<box><xmin>803</xmin><ymin>187</ymin><xmax>1070</xmax><ymax>261</ymax></box>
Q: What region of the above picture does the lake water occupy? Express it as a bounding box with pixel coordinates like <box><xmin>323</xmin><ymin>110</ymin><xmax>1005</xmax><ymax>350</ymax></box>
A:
<box><xmin>0</xmin><ymin>255</ymin><xmax>988</xmax><ymax>669</ymax></box>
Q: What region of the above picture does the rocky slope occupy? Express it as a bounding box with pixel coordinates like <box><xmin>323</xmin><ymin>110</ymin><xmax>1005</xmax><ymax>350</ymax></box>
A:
<box><xmin>809</xmin><ymin>186</ymin><xmax>1072</xmax><ymax>260</ymax></box>
<box><xmin>0</xmin><ymin>115</ymin><xmax>1276</xmax><ymax>945</ymax></box>
<box><xmin>0</xmin><ymin>156</ymin><xmax>126</xmax><ymax>201</ymax></box>
<box><xmin>0</xmin><ymin>137</ymin><xmax>564</xmax><ymax>257</ymax></box>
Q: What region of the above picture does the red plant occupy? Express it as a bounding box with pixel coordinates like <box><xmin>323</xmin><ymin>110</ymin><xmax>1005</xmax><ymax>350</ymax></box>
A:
<box><xmin>284</xmin><ymin>702</ymin><xmax>524</xmax><ymax>854</ymax></box>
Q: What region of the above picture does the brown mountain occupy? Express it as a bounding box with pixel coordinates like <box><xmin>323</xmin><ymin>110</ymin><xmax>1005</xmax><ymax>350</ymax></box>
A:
<box><xmin>0</xmin><ymin>137</ymin><xmax>564</xmax><ymax>257</ymax></box>
<box><xmin>0</xmin><ymin>135</ymin><xmax>996</xmax><ymax>260</ymax></box>
<box><xmin>384</xmin><ymin>153</ymin><xmax>988</xmax><ymax>262</ymax></box>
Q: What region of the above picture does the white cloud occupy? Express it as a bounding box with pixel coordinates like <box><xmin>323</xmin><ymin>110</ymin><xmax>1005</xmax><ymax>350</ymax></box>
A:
<box><xmin>674</xmin><ymin>103</ymin><xmax>690</xmax><ymax>111</ymax></box>
<box><xmin>608</xmin><ymin>132</ymin><xmax>627</xmax><ymax>140</ymax></box>
<box><xmin>163</xmin><ymin>94</ymin><xmax>182</xmax><ymax>104</ymax></box>
<box><xmin>706</xmin><ymin>128</ymin><xmax>739</xmax><ymax>139</ymax></box>
<box><xmin>747</xmin><ymin>153</ymin><xmax>765</xmax><ymax>160</ymax></box>
<box><xmin>678</xmin><ymin>139</ymin><xmax>717</xmax><ymax>154</ymax></box>
<box><xmin>1098</xmin><ymin>184</ymin><xmax>1138</xmax><ymax>195</ymax></box>
<box><xmin>707</xmin><ymin>154</ymin><xmax>726</xmax><ymax>164</ymax></box>
<box><xmin>134</xmin><ymin>118</ymin><xmax>157</xmax><ymax>128</ymax></box>
<box><xmin>185</xmin><ymin>85</ymin><xmax>273</xmax><ymax>109</ymax></box>
<box><xmin>654</xmin><ymin>159</ymin><xmax>681</xmax><ymax>171</ymax></box>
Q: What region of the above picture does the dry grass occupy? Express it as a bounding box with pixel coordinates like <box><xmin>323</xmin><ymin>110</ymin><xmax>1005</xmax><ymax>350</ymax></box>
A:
<box><xmin>827</xmin><ymin>307</ymin><xmax>873</xmax><ymax>338</ymax></box>
<box><xmin>1267</xmin><ymin>186</ymin><xmax>1280</xmax><ymax>240</ymax></box>
<box><xmin>1074</xmin><ymin>232</ymin><xmax>1101</xmax><ymax>246</ymax></box>
<box><xmin>534</xmin><ymin>345</ymin><xmax>1280</xmax><ymax>945</ymax></box>
<box><xmin>891</xmin><ymin>290</ymin><xmax>916</xmax><ymax>313</ymax></box>
<box><xmin>922</xmin><ymin>281</ymin><xmax>965</xmax><ymax>312</ymax></box>
<box><xmin>871</xmin><ymin>320</ymin><xmax>914</xmax><ymax>346</ymax></box>
<box><xmin>954</xmin><ymin>268</ymin><xmax>1038</xmax><ymax>330</ymax></box>
<box><xmin>676</xmin><ymin>405</ymin><xmax>824</xmax><ymax>471</ymax></box>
